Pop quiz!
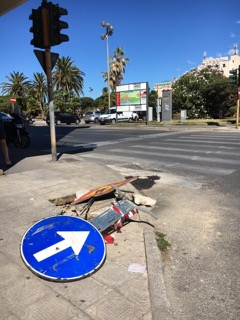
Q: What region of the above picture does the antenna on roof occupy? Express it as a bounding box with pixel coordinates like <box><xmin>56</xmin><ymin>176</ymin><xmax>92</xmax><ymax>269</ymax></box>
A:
<box><xmin>233</xmin><ymin>44</ymin><xmax>238</xmax><ymax>55</ymax></box>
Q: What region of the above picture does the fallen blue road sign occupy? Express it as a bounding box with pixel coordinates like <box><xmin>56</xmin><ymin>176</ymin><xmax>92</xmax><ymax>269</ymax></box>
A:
<box><xmin>20</xmin><ymin>216</ymin><xmax>106</xmax><ymax>282</ymax></box>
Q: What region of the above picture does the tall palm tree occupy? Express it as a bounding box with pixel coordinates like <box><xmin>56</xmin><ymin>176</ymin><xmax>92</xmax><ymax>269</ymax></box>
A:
<box><xmin>29</xmin><ymin>72</ymin><xmax>48</xmax><ymax>117</ymax></box>
<box><xmin>102</xmin><ymin>47</ymin><xmax>129</xmax><ymax>92</ymax></box>
<box><xmin>110</xmin><ymin>47</ymin><xmax>129</xmax><ymax>86</ymax></box>
<box><xmin>53</xmin><ymin>56</ymin><xmax>85</xmax><ymax>96</ymax></box>
<box><xmin>1</xmin><ymin>71</ymin><xmax>30</xmax><ymax>109</ymax></box>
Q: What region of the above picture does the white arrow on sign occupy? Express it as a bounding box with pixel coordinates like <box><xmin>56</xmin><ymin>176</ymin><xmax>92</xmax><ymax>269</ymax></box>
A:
<box><xmin>33</xmin><ymin>231</ymin><xmax>90</xmax><ymax>262</ymax></box>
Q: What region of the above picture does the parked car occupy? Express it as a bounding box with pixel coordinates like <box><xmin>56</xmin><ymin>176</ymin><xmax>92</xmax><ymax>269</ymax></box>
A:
<box><xmin>0</xmin><ymin>112</ymin><xmax>12</xmax><ymax>122</ymax></box>
<box><xmin>84</xmin><ymin>111</ymin><xmax>102</xmax><ymax>124</ymax></box>
<box><xmin>46</xmin><ymin>112</ymin><xmax>81</xmax><ymax>125</ymax></box>
<box><xmin>99</xmin><ymin>107</ymin><xmax>139</xmax><ymax>125</ymax></box>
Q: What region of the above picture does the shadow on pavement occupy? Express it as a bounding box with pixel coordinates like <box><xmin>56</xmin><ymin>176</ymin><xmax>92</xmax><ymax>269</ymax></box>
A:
<box><xmin>1</xmin><ymin>124</ymin><xmax>95</xmax><ymax>171</ymax></box>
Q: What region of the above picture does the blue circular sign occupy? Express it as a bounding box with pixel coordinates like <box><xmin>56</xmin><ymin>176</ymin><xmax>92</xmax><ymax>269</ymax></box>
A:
<box><xmin>20</xmin><ymin>216</ymin><xmax>106</xmax><ymax>282</ymax></box>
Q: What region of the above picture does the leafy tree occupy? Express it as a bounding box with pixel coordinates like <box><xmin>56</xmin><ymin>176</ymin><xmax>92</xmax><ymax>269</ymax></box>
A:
<box><xmin>148</xmin><ymin>90</ymin><xmax>158</xmax><ymax>108</ymax></box>
<box><xmin>0</xmin><ymin>71</ymin><xmax>30</xmax><ymax>110</ymax></box>
<box><xmin>94</xmin><ymin>87</ymin><xmax>112</xmax><ymax>111</ymax></box>
<box><xmin>0</xmin><ymin>95</ymin><xmax>13</xmax><ymax>113</ymax></box>
<box><xmin>79</xmin><ymin>97</ymin><xmax>95</xmax><ymax>114</ymax></box>
<box><xmin>172</xmin><ymin>70</ymin><xmax>206</xmax><ymax>118</ymax></box>
<box><xmin>202</xmin><ymin>78</ymin><xmax>236</xmax><ymax>118</ymax></box>
<box><xmin>54</xmin><ymin>89</ymin><xmax>81</xmax><ymax>113</ymax></box>
<box><xmin>172</xmin><ymin>66</ymin><xmax>237</xmax><ymax>118</ymax></box>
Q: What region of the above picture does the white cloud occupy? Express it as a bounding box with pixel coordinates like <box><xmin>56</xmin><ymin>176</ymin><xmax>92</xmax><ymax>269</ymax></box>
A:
<box><xmin>236</xmin><ymin>20</ymin><xmax>240</xmax><ymax>24</ymax></box>
<box><xmin>230</xmin><ymin>32</ymin><xmax>236</xmax><ymax>38</ymax></box>
<box><xmin>187</xmin><ymin>60</ymin><xmax>195</xmax><ymax>65</ymax></box>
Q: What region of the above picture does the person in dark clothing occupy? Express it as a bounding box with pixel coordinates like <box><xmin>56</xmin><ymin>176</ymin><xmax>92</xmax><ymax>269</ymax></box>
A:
<box><xmin>0</xmin><ymin>120</ymin><xmax>13</xmax><ymax>169</ymax></box>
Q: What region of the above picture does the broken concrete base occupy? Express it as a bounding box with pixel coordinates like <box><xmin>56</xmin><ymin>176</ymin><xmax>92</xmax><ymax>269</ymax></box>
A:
<box><xmin>132</xmin><ymin>194</ymin><xmax>156</xmax><ymax>207</ymax></box>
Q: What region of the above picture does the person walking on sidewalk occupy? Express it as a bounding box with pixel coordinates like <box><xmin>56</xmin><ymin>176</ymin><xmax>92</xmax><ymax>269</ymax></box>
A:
<box><xmin>0</xmin><ymin>120</ymin><xmax>13</xmax><ymax>171</ymax></box>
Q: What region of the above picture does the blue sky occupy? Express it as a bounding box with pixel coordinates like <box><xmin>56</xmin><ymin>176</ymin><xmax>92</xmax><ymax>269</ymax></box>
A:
<box><xmin>0</xmin><ymin>0</ymin><xmax>240</xmax><ymax>99</ymax></box>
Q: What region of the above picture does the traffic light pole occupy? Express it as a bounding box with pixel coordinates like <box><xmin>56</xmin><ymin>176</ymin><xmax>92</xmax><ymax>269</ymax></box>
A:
<box><xmin>42</xmin><ymin>3</ymin><xmax>57</xmax><ymax>161</ymax></box>
<box><xmin>30</xmin><ymin>0</ymin><xmax>69</xmax><ymax>161</ymax></box>
<box><xmin>45</xmin><ymin>49</ymin><xmax>57</xmax><ymax>161</ymax></box>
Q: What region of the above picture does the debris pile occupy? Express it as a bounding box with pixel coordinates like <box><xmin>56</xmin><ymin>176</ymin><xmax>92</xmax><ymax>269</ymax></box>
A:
<box><xmin>49</xmin><ymin>177</ymin><xmax>157</xmax><ymax>244</ymax></box>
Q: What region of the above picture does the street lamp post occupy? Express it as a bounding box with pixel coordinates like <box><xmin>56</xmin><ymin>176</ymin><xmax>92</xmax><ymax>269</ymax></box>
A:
<box><xmin>101</xmin><ymin>21</ymin><xmax>113</xmax><ymax>109</ymax></box>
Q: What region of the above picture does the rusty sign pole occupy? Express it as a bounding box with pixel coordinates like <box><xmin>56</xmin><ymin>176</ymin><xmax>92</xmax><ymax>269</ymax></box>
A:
<box><xmin>42</xmin><ymin>3</ymin><xmax>57</xmax><ymax>161</ymax></box>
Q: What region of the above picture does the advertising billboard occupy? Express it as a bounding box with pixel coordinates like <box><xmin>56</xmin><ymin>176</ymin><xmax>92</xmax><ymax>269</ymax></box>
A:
<box><xmin>116</xmin><ymin>82</ymin><xmax>149</xmax><ymax>112</ymax></box>
<box><xmin>117</xmin><ymin>90</ymin><xmax>141</xmax><ymax>105</ymax></box>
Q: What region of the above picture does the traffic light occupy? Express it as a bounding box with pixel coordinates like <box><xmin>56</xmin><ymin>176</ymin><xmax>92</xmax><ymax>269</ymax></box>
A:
<box><xmin>29</xmin><ymin>8</ymin><xmax>44</xmax><ymax>49</ymax></box>
<box><xmin>229</xmin><ymin>69</ymin><xmax>237</xmax><ymax>85</ymax></box>
<box><xmin>29</xmin><ymin>2</ymin><xmax>69</xmax><ymax>48</ymax></box>
<box><xmin>48</xmin><ymin>3</ymin><xmax>69</xmax><ymax>46</ymax></box>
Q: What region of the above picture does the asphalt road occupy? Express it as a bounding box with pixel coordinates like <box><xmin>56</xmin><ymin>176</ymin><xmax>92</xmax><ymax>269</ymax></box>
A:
<box><xmin>2</xmin><ymin>122</ymin><xmax>240</xmax><ymax>320</ymax></box>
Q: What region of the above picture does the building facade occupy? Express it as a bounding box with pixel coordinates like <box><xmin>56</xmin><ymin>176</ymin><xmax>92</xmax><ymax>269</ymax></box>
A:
<box><xmin>200</xmin><ymin>44</ymin><xmax>240</xmax><ymax>77</ymax></box>
<box><xmin>154</xmin><ymin>44</ymin><xmax>240</xmax><ymax>97</ymax></box>
<box><xmin>154</xmin><ymin>81</ymin><xmax>172</xmax><ymax>98</ymax></box>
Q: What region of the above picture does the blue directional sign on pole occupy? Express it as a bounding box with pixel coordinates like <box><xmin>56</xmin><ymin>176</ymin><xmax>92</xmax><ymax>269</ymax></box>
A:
<box><xmin>20</xmin><ymin>216</ymin><xmax>106</xmax><ymax>281</ymax></box>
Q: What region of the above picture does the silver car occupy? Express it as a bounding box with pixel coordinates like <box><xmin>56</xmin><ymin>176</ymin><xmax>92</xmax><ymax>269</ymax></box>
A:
<box><xmin>84</xmin><ymin>111</ymin><xmax>102</xmax><ymax>124</ymax></box>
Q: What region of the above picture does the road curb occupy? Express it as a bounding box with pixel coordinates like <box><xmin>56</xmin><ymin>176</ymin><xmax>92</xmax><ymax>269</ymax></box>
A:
<box><xmin>142</xmin><ymin>221</ymin><xmax>173</xmax><ymax>320</ymax></box>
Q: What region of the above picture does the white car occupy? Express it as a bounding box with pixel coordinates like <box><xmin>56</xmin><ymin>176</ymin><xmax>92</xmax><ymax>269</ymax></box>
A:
<box><xmin>99</xmin><ymin>107</ymin><xmax>139</xmax><ymax>125</ymax></box>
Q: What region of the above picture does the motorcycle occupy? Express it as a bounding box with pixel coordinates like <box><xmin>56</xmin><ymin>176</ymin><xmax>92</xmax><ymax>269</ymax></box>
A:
<box><xmin>22</xmin><ymin>113</ymin><xmax>35</xmax><ymax>126</ymax></box>
<box><xmin>3</xmin><ymin>113</ymin><xmax>31</xmax><ymax>148</ymax></box>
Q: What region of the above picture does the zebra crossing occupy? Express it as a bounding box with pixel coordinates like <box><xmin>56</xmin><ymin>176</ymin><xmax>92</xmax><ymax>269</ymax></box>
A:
<box><xmin>78</xmin><ymin>131</ymin><xmax>240</xmax><ymax>180</ymax></box>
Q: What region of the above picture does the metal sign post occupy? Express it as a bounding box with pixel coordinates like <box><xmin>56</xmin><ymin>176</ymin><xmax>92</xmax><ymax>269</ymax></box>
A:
<box><xmin>10</xmin><ymin>97</ymin><xmax>16</xmax><ymax>112</ymax></box>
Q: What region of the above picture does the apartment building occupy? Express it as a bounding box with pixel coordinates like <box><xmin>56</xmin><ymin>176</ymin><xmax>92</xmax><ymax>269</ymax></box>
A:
<box><xmin>154</xmin><ymin>81</ymin><xmax>172</xmax><ymax>99</ymax></box>
<box><xmin>154</xmin><ymin>44</ymin><xmax>240</xmax><ymax>97</ymax></box>
<box><xmin>200</xmin><ymin>44</ymin><xmax>240</xmax><ymax>77</ymax></box>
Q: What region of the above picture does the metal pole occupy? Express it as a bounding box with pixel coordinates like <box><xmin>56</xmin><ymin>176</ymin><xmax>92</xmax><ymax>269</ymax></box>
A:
<box><xmin>42</xmin><ymin>4</ymin><xmax>57</xmax><ymax>161</ymax></box>
<box><xmin>106</xmin><ymin>35</ymin><xmax>111</xmax><ymax>109</ymax></box>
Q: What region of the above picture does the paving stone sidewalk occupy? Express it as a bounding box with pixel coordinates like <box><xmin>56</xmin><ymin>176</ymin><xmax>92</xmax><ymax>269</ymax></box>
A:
<box><xmin>0</xmin><ymin>154</ymin><xmax>172</xmax><ymax>320</ymax></box>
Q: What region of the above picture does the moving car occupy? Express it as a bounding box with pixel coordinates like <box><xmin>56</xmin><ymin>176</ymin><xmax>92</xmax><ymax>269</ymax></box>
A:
<box><xmin>99</xmin><ymin>107</ymin><xmax>139</xmax><ymax>125</ymax></box>
<box><xmin>46</xmin><ymin>112</ymin><xmax>81</xmax><ymax>125</ymax></box>
<box><xmin>84</xmin><ymin>111</ymin><xmax>102</xmax><ymax>124</ymax></box>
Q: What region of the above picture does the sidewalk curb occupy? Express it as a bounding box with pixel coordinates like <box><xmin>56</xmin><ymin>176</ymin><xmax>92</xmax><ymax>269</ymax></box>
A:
<box><xmin>143</xmin><ymin>222</ymin><xmax>173</xmax><ymax>320</ymax></box>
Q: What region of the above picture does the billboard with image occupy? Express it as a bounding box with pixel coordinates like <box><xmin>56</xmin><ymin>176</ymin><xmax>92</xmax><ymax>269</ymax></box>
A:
<box><xmin>118</xmin><ymin>90</ymin><xmax>141</xmax><ymax>105</ymax></box>
<box><xmin>116</xmin><ymin>82</ymin><xmax>148</xmax><ymax>111</ymax></box>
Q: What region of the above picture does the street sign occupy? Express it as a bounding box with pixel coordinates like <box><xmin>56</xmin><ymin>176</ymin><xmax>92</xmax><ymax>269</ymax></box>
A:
<box><xmin>20</xmin><ymin>216</ymin><xmax>106</xmax><ymax>281</ymax></box>
<box><xmin>34</xmin><ymin>49</ymin><xmax>59</xmax><ymax>74</ymax></box>
<box><xmin>71</xmin><ymin>177</ymin><xmax>137</xmax><ymax>205</ymax></box>
<box><xmin>10</xmin><ymin>97</ymin><xmax>16</xmax><ymax>103</ymax></box>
